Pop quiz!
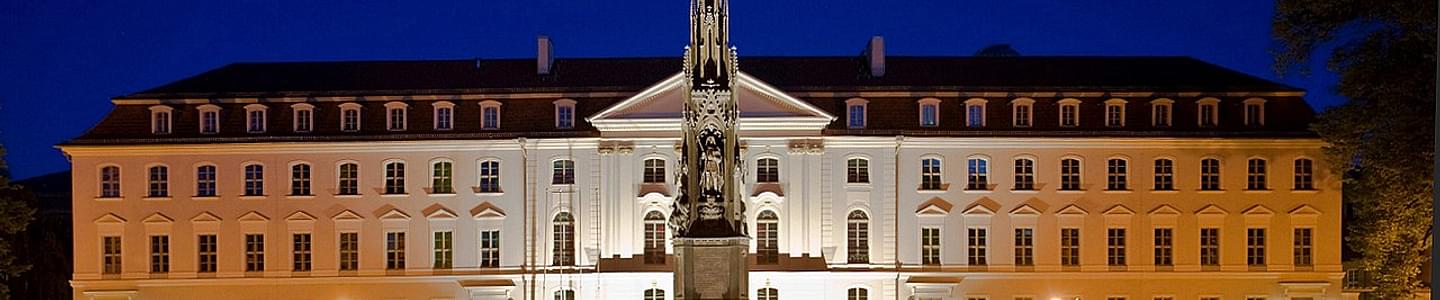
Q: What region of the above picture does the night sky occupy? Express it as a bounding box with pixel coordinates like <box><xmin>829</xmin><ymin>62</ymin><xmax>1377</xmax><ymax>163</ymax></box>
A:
<box><xmin>0</xmin><ymin>0</ymin><xmax>1340</xmax><ymax>180</ymax></box>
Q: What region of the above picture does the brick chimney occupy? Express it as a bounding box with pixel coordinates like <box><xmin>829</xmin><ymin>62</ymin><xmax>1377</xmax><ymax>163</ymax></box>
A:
<box><xmin>537</xmin><ymin>35</ymin><xmax>554</xmax><ymax>75</ymax></box>
<box><xmin>863</xmin><ymin>35</ymin><xmax>885</xmax><ymax>77</ymax></box>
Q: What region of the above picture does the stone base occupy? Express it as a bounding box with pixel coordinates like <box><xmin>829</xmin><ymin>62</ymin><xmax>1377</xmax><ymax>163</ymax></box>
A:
<box><xmin>673</xmin><ymin>236</ymin><xmax>750</xmax><ymax>300</ymax></box>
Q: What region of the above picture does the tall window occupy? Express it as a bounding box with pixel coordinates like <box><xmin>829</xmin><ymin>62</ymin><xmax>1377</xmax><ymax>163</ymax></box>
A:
<box><xmin>756</xmin><ymin>158</ymin><xmax>779</xmax><ymax>183</ymax></box>
<box><xmin>100</xmin><ymin>166</ymin><xmax>121</xmax><ymax>198</ymax></box>
<box><xmin>966</xmin><ymin>102</ymin><xmax>985</xmax><ymax>128</ymax></box>
<box><xmin>151</xmin><ymin>108</ymin><xmax>172</xmax><ymax>134</ymax></box>
<box><xmin>1013</xmin><ymin>100</ymin><xmax>1033</xmax><ymax>127</ymax></box>
<box><xmin>552</xmin><ymin>159</ymin><xmax>575</xmax><ymax>185</ymax></box>
<box><xmin>1107</xmin><ymin>228</ymin><xmax>1126</xmax><ymax>266</ymax></box>
<box><xmin>1293</xmin><ymin>228</ymin><xmax>1313</xmax><ymax>267</ymax></box>
<box><xmin>1244</xmin><ymin>102</ymin><xmax>1264</xmax><ymax>126</ymax></box>
<box><xmin>341</xmin><ymin>106</ymin><xmax>361</xmax><ymax>132</ymax></box>
<box><xmin>1152</xmin><ymin>101</ymin><xmax>1172</xmax><ymax>127</ymax></box>
<box><xmin>293</xmin><ymin>104</ymin><xmax>313</xmax><ymax>132</ymax></box>
<box><xmin>1154</xmin><ymin>228</ymin><xmax>1173</xmax><ymax>266</ymax></box>
<box><xmin>644</xmin><ymin>211</ymin><xmax>667</xmax><ymax>264</ymax></box>
<box><xmin>339</xmin><ymin>232</ymin><xmax>359</xmax><ymax>271</ymax></box>
<box><xmin>243</xmin><ymin>164</ymin><xmax>264</xmax><ymax>196</ymax></box>
<box><xmin>555</xmin><ymin>101</ymin><xmax>575</xmax><ymax>129</ymax></box>
<box><xmin>1107</xmin><ymin>159</ymin><xmax>1128</xmax><ymax>190</ymax></box>
<box><xmin>480</xmin><ymin>230</ymin><xmax>500</xmax><ymax>268</ymax></box>
<box><xmin>921</xmin><ymin>227</ymin><xmax>941</xmax><ymax>265</ymax></box>
<box><xmin>150</xmin><ymin>235</ymin><xmax>169</xmax><ymax>273</ymax></box>
<box><xmin>1200</xmin><ymin>228</ymin><xmax>1220</xmax><ymax>266</ymax></box>
<box><xmin>293</xmin><ymin>233</ymin><xmax>312</xmax><ymax>271</ymax></box>
<box><xmin>197</xmin><ymin>234</ymin><xmax>217</xmax><ymax>273</ymax></box>
<box><xmin>920</xmin><ymin>158</ymin><xmax>943</xmax><ymax>190</ymax></box>
<box><xmin>967</xmin><ymin>227</ymin><xmax>987</xmax><ymax>266</ymax></box>
<box><xmin>1153</xmin><ymin>159</ymin><xmax>1174</xmax><ymax>190</ymax></box>
<box><xmin>847</xmin><ymin>210</ymin><xmax>870</xmax><ymax>263</ymax></box>
<box><xmin>848</xmin><ymin>288</ymin><xmax>868</xmax><ymax>300</ymax></box>
<box><xmin>555</xmin><ymin>290</ymin><xmax>576</xmax><ymax>300</ymax></box>
<box><xmin>1200</xmin><ymin>158</ymin><xmax>1221</xmax><ymax>190</ymax></box>
<box><xmin>290</xmin><ymin>163</ymin><xmax>311</xmax><ymax>196</ymax></box>
<box><xmin>247</xmin><ymin>107</ymin><xmax>267</xmax><ymax>133</ymax></box>
<box><xmin>201</xmin><ymin>110</ymin><xmax>220</xmax><ymax>134</ymax></box>
<box><xmin>553</xmin><ymin>213</ymin><xmax>575</xmax><ymax>266</ymax></box>
<box><xmin>338</xmin><ymin>163</ymin><xmax>359</xmax><ymax>195</ymax></box>
<box><xmin>757</xmin><ymin>288</ymin><xmax>779</xmax><ymax>300</ymax></box>
<box><xmin>434</xmin><ymin>104</ymin><xmax>454</xmax><ymax>130</ymax></box>
<box><xmin>643</xmin><ymin>158</ymin><xmax>666</xmax><ymax>184</ymax></box>
<box><xmin>432</xmin><ymin>161</ymin><xmax>453</xmax><ymax>194</ymax></box>
<box><xmin>387</xmin><ymin>106</ymin><xmax>407</xmax><ymax>131</ymax></box>
<box><xmin>384</xmin><ymin>162</ymin><xmax>406</xmax><ymax>194</ymax></box>
<box><xmin>433</xmin><ymin>231</ymin><xmax>453</xmax><ymax>269</ymax></box>
<box><xmin>1060</xmin><ymin>158</ymin><xmax>1081</xmax><ymax>191</ymax></box>
<box><xmin>1199</xmin><ymin>102</ymin><xmax>1218</xmax><ymax>127</ymax></box>
<box><xmin>967</xmin><ymin>158</ymin><xmax>989</xmax><ymax>190</ymax></box>
<box><xmin>1247</xmin><ymin>228</ymin><xmax>1266</xmax><ymax>266</ymax></box>
<box><xmin>847</xmin><ymin>158</ymin><xmax>870</xmax><ymax>184</ymax></box>
<box><xmin>1293</xmin><ymin>158</ymin><xmax>1314</xmax><ymax>190</ymax></box>
<box><xmin>386</xmin><ymin>231</ymin><xmax>406</xmax><ymax>270</ymax></box>
<box><xmin>1061</xmin><ymin>228</ymin><xmax>1080</xmax><ymax>266</ymax></box>
<box><xmin>148</xmin><ymin>165</ymin><xmax>169</xmax><ymax>197</ymax></box>
<box><xmin>1059</xmin><ymin>102</ymin><xmax>1079</xmax><ymax>127</ymax></box>
<box><xmin>102</xmin><ymin>236</ymin><xmax>122</xmax><ymax>274</ymax></box>
<box><xmin>757</xmin><ymin>211</ymin><xmax>779</xmax><ymax>265</ymax></box>
<box><xmin>196</xmin><ymin>165</ymin><xmax>216</xmax><ymax>197</ymax></box>
<box><xmin>919</xmin><ymin>102</ymin><xmax>939</xmax><ymax>127</ymax></box>
<box><xmin>245</xmin><ymin>234</ymin><xmax>265</xmax><ymax>272</ymax></box>
<box><xmin>646</xmin><ymin>289</ymin><xmax>667</xmax><ymax>300</ymax></box>
<box><xmin>481</xmin><ymin>104</ymin><xmax>501</xmax><ymax>130</ymax></box>
<box><xmin>1014</xmin><ymin>228</ymin><xmax>1034</xmax><ymax>266</ymax></box>
<box><xmin>479</xmin><ymin>161</ymin><xmax>501</xmax><ymax>192</ymax></box>
<box><xmin>1247</xmin><ymin>158</ymin><xmax>1267</xmax><ymax>190</ymax></box>
<box><xmin>1014</xmin><ymin>158</ymin><xmax>1035</xmax><ymax>190</ymax></box>
<box><xmin>1105</xmin><ymin>102</ymin><xmax>1125</xmax><ymax>127</ymax></box>
<box><xmin>847</xmin><ymin>101</ymin><xmax>867</xmax><ymax>128</ymax></box>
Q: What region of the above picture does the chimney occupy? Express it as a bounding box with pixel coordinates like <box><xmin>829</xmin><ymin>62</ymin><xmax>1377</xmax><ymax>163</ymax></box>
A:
<box><xmin>862</xmin><ymin>35</ymin><xmax>885</xmax><ymax>77</ymax></box>
<box><xmin>537</xmin><ymin>35</ymin><xmax>554</xmax><ymax>75</ymax></box>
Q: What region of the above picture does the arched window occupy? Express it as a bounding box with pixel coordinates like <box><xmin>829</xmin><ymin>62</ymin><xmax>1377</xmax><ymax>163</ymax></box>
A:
<box><xmin>290</xmin><ymin>163</ymin><xmax>311</xmax><ymax>196</ymax></box>
<box><xmin>243</xmin><ymin>164</ymin><xmax>264</xmax><ymax>196</ymax></box>
<box><xmin>1153</xmin><ymin>159</ymin><xmax>1175</xmax><ymax>190</ymax></box>
<box><xmin>756</xmin><ymin>211</ymin><xmax>779</xmax><ymax>265</ymax></box>
<box><xmin>195</xmin><ymin>165</ymin><xmax>216</xmax><ymax>197</ymax></box>
<box><xmin>920</xmin><ymin>158</ymin><xmax>943</xmax><ymax>190</ymax></box>
<box><xmin>1060</xmin><ymin>158</ymin><xmax>1082</xmax><ymax>190</ymax></box>
<box><xmin>966</xmin><ymin>158</ymin><xmax>988</xmax><ymax>190</ymax></box>
<box><xmin>965</xmin><ymin>98</ymin><xmax>987</xmax><ymax>128</ymax></box>
<box><xmin>643</xmin><ymin>158</ymin><xmax>666</xmax><ymax>184</ymax></box>
<box><xmin>1104</xmin><ymin>99</ymin><xmax>1127</xmax><ymax>127</ymax></box>
<box><xmin>552</xmin><ymin>212</ymin><xmax>575</xmax><ymax>266</ymax></box>
<box><xmin>847</xmin><ymin>210</ymin><xmax>869</xmax><ymax>264</ymax></box>
<box><xmin>1012</xmin><ymin>99</ymin><xmax>1034</xmax><ymax>128</ymax></box>
<box><xmin>554</xmin><ymin>99</ymin><xmax>576</xmax><ymax>129</ymax></box>
<box><xmin>149</xmin><ymin>106</ymin><xmax>172</xmax><ymax>134</ymax></box>
<box><xmin>848</xmin><ymin>287</ymin><xmax>868</xmax><ymax>300</ymax></box>
<box><xmin>339</xmin><ymin>103</ymin><xmax>362</xmax><ymax>132</ymax></box>
<box><xmin>385</xmin><ymin>102</ymin><xmax>408</xmax><ymax>131</ymax></box>
<box><xmin>1197</xmin><ymin>98</ymin><xmax>1220</xmax><ymax>127</ymax></box>
<box><xmin>847</xmin><ymin>158</ymin><xmax>870</xmax><ymax>184</ymax></box>
<box><xmin>479</xmin><ymin>161</ymin><xmax>501</xmax><ymax>193</ymax></box>
<box><xmin>1058</xmin><ymin>99</ymin><xmax>1081</xmax><ymax>127</ymax></box>
<box><xmin>554</xmin><ymin>289</ymin><xmax>575</xmax><ymax>300</ymax></box>
<box><xmin>846</xmin><ymin>98</ymin><xmax>868</xmax><ymax>129</ymax></box>
<box><xmin>918</xmin><ymin>98</ymin><xmax>940</xmax><ymax>127</ymax></box>
<box><xmin>146</xmin><ymin>165</ymin><xmax>168</xmax><ymax>198</ymax></box>
<box><xmin>644</xmin><ymin>288</ymin><xmax>666</xmax><ymax>300</ymax></box>
<box><xmin>644</xmin><ymin>211</ymin><xmax>667</xmax><ymax>264</ymax></box>
<box><xmin>757</xmin><ymin>287</ymin><xmax>779</xmax><ymax>300</ymax></box>
<box><xmin>1151</xmin><ymin>99</ymin><xmax>1174</xmax><ymax>127</ymax></box>
<box><xmin>756</xmin><ymin>158</ymin><xmax>779</xmax><ymax>183</ymax></box>
<box><xmin>292</xmin><ymin>103</ymin><xmax>314</xmax><ymax>132</ymax></box>
<box><xmin>552</xmin><ymin>159</ymin><xmax>575</xmax><ymax>185</ymax></box>
<box><xmin>1293</xmin><ymin>158</ymin><xmax>1314</xmax><ymax>190</ymax></box>
<box><xmin>1106</xmin><ymin>158</ymin><xmax>1128</xmax><ymax>190</ymax></box>
<box><xmin>432</xmin><ymin>161</ymin><xmax>453</xmax><ymax>194</ymax></box>
<box><xmin>1247</xmin><ymin>158</ymin><xmax>1267</xmax><ymax>190</ymax></box>
<box><xmin>1200</xmin><ymin>158</ymin><xmax>1221</xmax><ymax>190</ymax></box>
<box><xmin>384</xmin><ymin>161</ymin><xmax>406</xmax><ymax>194</ymax></box>
<box><xmin>1244</xmin><ymin>98</ymin><xmax>1266</xmax><ymax>127</ymax></box>
<box><xmin>337</xmin><ymin>163</ymin><xmax>359</xmax><ymax>195</ymax></box>
<box><xmin>433</xmin><ymin>101</ymin><xmax>454</xmax><ymax>130</ymax></box>
<box><xmin>198</xmin><ymin>104</ymin><xmax>221</xmax><ymax>134</ymax></box>
<box><xmin>480</xmin><ymin>101</ymin><xmax>502</xmax><ymax>130</ymax></box>
<box><xmin>1013</xmin><ymin>158</ymin><xmax>1035</xmax><ymax>190</ymax></box>
<box><xmin>245</xmin><ymin>104</ymin><xmax>268</xmax><ymax>133</ymax></box>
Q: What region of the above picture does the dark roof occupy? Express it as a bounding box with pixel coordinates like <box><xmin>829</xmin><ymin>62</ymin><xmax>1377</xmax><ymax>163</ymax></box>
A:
<box><xmin>120</xmin><ymin>56</ymin><xmax>1300</xmax><ymax>98</ymax></box>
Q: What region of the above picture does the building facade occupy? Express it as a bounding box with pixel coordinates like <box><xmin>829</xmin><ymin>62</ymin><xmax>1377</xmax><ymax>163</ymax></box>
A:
<box><xmin>63</xmin><ymin>39</ymin><xmax>1341</xmax><ymax>300</ymax></box>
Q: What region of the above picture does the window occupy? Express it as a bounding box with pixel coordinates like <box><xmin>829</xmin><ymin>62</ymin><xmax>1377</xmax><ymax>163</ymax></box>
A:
<box><xmin>292</xmin><ymin>103</ymin><xmax>314</xmax><ymax>132</ymax></box>
<box><xmin>921</xmin><ymin>158</ymin><xmax>943</xmax><ymax>190</ymax></box>
<box><xmin>245</xmin><ymin>234</ymin><xmax>265</xmax><ymax>272</ymax></box>
<box><xmin>1151</xmin><ymin>99</ymin><xmax>1173</xmax><ymax>127</ymax></box>
<box><xmin>1107</xmin><ymin>228</ymin><xmax>1126</xmax><ymax>266</ymax></box>
<box><xmin>1060</xmin><ymin>158</ymin><xmax>1081</xmax><ymax>191</ymax></box>
<box><xmin>1014</xmin><ymin>228</ymin><xmax>1034</xmax><ymax>266</ymax></box>
<box><xmin>384</xmin><ymin>161</ymin><xmax>406</xmax><ymax>194</ymax></box>
<box><xmin>1107</xmin><ymin>159</ymin><xmax>1128</xmax><ymax>190</ymax></box>
<box><xmin>150</xmin><ymin>106</ymin><xmax>172</xmax><ymax>134</ymax></box>
<box><xmin>479</xmin><ymin>161</ymin><xmax>501</xmax><ymax>193</ymax></box>
<box><xmin>386</xmin><ymin>102</ymin><xmax>408</xmax><ymax>131</ymax></box>
<box><xmin>1105</xmin><ymin>99</ymin><xmax>1126</xmax><ymax>127</ymax></box>
<box><xmin>919</xmin><ymin>99</ymin><xmax>939</xmax><ymax>127</ymax></box>
<box><xmin>196</xmin><ymin>165</ymin><xmax>217</xmax><ymax>197</ymax></box>
<box><xmin>1247</xmin><ymin>228</ymin><xmax>1266</xmax><ymax>266</ymax></box>
<box><xmin>1059</xmin><ymin>99</ymin><xmax>1080</xmax><ymax>127</ymax></box>
<box><xmin>1200</xmin><ymin>228</ymin><xmax>1220</xmax><ymax>266</ymax></box>
<box><xmin>433</xmin><ymin>101</ymin><xmax>454</xmax><ymax>130</ymax></box>
<box><xmin>293</xmin><ymin>233</ymin><xmax>312</xmax><ymax>271</ymax></box>
<box><xmin>1014</xmin><ymin>158</ymin><xmax>1035</xmax><ymax>190</ymax></box>
<box><xmin>1200</xmin><ymin>158</ymin><xmax>1221</xmax><ymax>190</ymax></box>
<box><xmin>757</xmin><ymin>287</ymin><xmax>779</xmax><ymax>300</ymax></box>
<box><xmin>243</xmin><ymin>164</ymin><xmax>264</xmax><ymax>196</ymax></box>
<box><xmin>1244</xmin><ymin>99</ymin><xmax>1265</xmax><ymax>126</ymax></box>
<box><xmin>552</xmin><ymin>213</ymin><xmax>575</xmax><ymax>266</ymax></box>
<box><xmin>921</xmin><ymin>227</ymin><xmax>941</xmax><ymax>265</ymax></box>
<box><xmin>848</xmin><ymin>287</ymin><xmax>868</xmax><ymax>300</ymax></box>
<box><xmin>1247</xmin><ymin>159</ymin><xmax>1267</xmax><ymax>190</ymax></box>
<box><xmin>757</xmin><ymin>211</ymin><xmax>779</xmax><ymax>265</ymax></box>
<box><xmin>965</xmin><ymin>99</ymin><xmax>986</xmax><ymax>128</ymax></box>
<box><xmin>555</xmin><ymin>290</ymin><xmax>576</xmax><ymax>300</ymax></box>
<box><xmin>150</xmin><ymin>235</ymin><xmax>169</xmax><ymax>273</ymax></box>
<box><xmin>756</xmin><ymin>158</ymin><xmax>779</xmax><ymax>183</ymax></box>
<box><xmin>480</xmin><ymin>101</ymin><xmax>502</xmax><ymax>129</ymax></box>
<box><xmin>102</xmin><ymin>236</ymin><xmax>122</xmax><ymax>274</ymax></box>
<box><xmin>847</xmin><ymin>98</ymin><xmax>868</xmax><ymax>128</ymax></box>
<box><xmin>1012</xmin><ymin>98</ymin><xmax>1034</xmax><ymax>127</ymax></box>
<box><xmin>967</xmin><ymin>158</ymin><xmax>989</xmax><ymax>190</ymax></box>
<box><xmin>1293</xmin><ymin>159</ymin><xmax>1314</xmax><ymax>190</ymax></box>
<box><xmin>644</xmin><ymin>211</ymin><xmax>667</xmax><ymax>264</ymax></box>
<box><xmin>340</xmin><ymin>103</ymin><xmax>361</xmax><ymax>132</ymax></box>
<box><xmin>339</xmin><ymin>232</ymin><xmax>359</xmax><ymax>271</ymax></box>
<box><xmin>643</xmin><ymin>158</ymin><xmax>666</xmax><ymax>184</ymax></box>
<box><xmin>1154</xmin><ymin>228</ymin><xmax>1173</xmax><ymax>266</ymax></box>
<box><xmin>100</xmin><ymin>166</ymin><xmax>121</xmax><ymax>198</ymax></box>
<box><xmin>847</xmin><ymin>210</ymin><xmax>869</xmax><ymax>264</ymax></box>
<box><xmin>847</xmin><ymin>158</ymin><xmax>870</xmax><ymax>184</ymax></box>
<box><xmin>552</xmin><ymin>159</ymin><xmax>575</xmax><ymax>185</ymax></box>
<box><xmin>198</xmin><ymin>234</ymin><xmax>217</xmax><ymax>273</ymax></box>
<box><xmin>1293</xmin><ymin>228</ymin><xmax>1313</xmax><ymax>266</ymax></box>
<box><xmin>1061</xmin><ymin>228</ymin><xmax>1080</xmax><ymax>266</ymax></box>
<box><xmin>1198</xmin><ymin>99</ymin><xmax>1219</xmax><ymax>127</ymax></box>
<box><xmin>338</xmin><ymin>163</ymin><xmax>359</xmax><ymax>195</ymax></box>
<box><xmin>646</xmin><ymin>288</ymin><xmax>667</xmax><ymax>300</ymax></box>
<box><xmin>290</xmin><ymin>163</ymin><xmax>311</xmax><ymax>196</ymax></box>
<box><xmin>967</xmin><ymin>227</ymin><xmax>987</xmax><ymax>266</ymax></box>
<box><xmin>246</xmin><ymin>105</ymin><xmax>268</xmax><ymax>133</ymax></box>
<box><xmin>148</xmin><ymin>165</ymin><xmax>169</xmax><ymax>197</ymax></box>
<box><xmin>386</xmin><ymin>231</ymin><xmax>406</xmax><ymax>270</ymax></box>
<box><xmin>433</xmin><ymin>231</ymin><xmax>453</xmax><ymax>269</ymax></box>
<box><xmin>1153</xmin><ymin>159</ymin><xmax>1175</xmax><ymax>190</ymax></box>
<box><xmin>199</xmin><ymin>104</ymin><xmax>221</xmax><ymax>134</ymax></box>
<box><xmin>554</xmin><ymin>99</ymin><xmax>575</xmax><ymax>129</ymax></box>
<box><xmin>432</xmin><ymin>161</ymin><xmax>453</xmax><ymax>194</ymax></box>
<box><xmin>480</xmin><ymin>230</ymin><xmax>500</xmax><ymax>268</ymax></box>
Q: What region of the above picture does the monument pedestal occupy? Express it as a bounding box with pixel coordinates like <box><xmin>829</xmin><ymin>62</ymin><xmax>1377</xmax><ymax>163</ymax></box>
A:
<box><xmin>673</xmin><ymin>236</ymin><xmax>750</xmax><ymax>300</ymax></box>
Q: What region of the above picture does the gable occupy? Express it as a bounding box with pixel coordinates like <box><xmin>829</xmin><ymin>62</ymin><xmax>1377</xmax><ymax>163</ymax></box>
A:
<box><xmin>915</xmin><ymin>197</ymin><xmax>954</xmax><ymax>216</ymax></box>
<box><xmin>1009</xmin><ymin>204</ymin><xmax>1042</xmax><ymax>216</ymax></box>
<box><xmin>332</xmin><ymin>210</ymin><xmax>364</xmax><ymax>222</ymax></box>
<box><xmin>238</xmin><ymin>211</ymin><xmax>270</xmax><ymax>223</ymax></box>
<box><xmin>588</xmin><ymin>72</ymin><xmax>835</xmax><ymax>133</ymax></box>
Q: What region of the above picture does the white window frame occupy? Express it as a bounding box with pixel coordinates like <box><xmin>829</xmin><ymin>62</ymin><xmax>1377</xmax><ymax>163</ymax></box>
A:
<box><xmin>846</xmin><ymin>98</ymin><xmax>869</xmax><ymax>129</ymax></box>
<box><xmin>433</xmin><ymin>101</ymin><xmax>455</xmax><ymax>131</ymax></box>
<box><xmin>1011</xmin><ymin>98</ymin><xmax>1034</xmax><ymax>128</ymax></box>
<box><xmin>244</xmin><ymin>104</ymin><xmax>268</xmax><ymax>133</ymax></box>
<box><xmin>479</xmin><ymin>100</ymin><xmax>502</xmax><ymax>130</ymax></box>
<box><xmin>1058</xmin><ymin>98</ymin><xmax>1081</xmax><ymax>127</ymax></box>
<box><xmin>1150</xmin><ymin>98</ymin><xmax>1174</xmax><ymax>127</ymax></box>
<box><xmin>385</xmin><ymin>101</ymin><xmax>408</xmax><ymax>131</ymax></box>
<box><xmin>198</xmin><ymin>104</ymin><xmax>221</xmax><ymax>134</ymax></box>
<box><xmin>339</xmin><ymin>102</ymin><xmax>362</xmax><ymax>132</ymax></box>
<box><xmin>478</xmin><ymin>160</ymin><xmax>502</xmax><ymax>193</ymax></box>
<box><xmin>1243</xmin><ymin>98</ymin><xmax>1266</xmax><ymax>126</ymax></box>
<box><xmin>964</xmin><ymin>98</ymin><xmax>987</xmax><ymax>128</ymax></box>
<box><xmin>966</xmin><ymin>156</ymin><xmax>989</xmax><ymax>191</ymax></box>
<box><xmin>1104</xmin><ymin>98</ymin><xmax>1127</xmax><ymax>127</ymax></box>
<box><xmin>920</xmin><ymin>156</ymin><xmax>944</xmax><ymax>191</ymax></box>
<box><xmin>554</xmin><ymin>99</ymin><xmax>576</xmax><ymax>129</ymax></box>
<box><xmin>291</xmin><ymin>103</ymin><xmax>315</xmax><ymax>133</ymax></box>
<box><xmin>149</xmin><ymin>105</ymin><xmax>173</xmax><ymax>134</ymax></box>
<box><xmin>1197</xmin><ymin>98</ymin><xmax>1220</xmax><ymax>127</ymax></box>
<box><xmin>917</xmin><ymin>98</ymin><xmax>941</xmax><ymax>127</ymax></box>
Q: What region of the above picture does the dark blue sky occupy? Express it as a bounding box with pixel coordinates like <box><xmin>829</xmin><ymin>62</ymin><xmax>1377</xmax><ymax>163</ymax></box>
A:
<box><xmin>0</xmin><ymin>0</ymin><xmax>1340</xmax><ymax>179</ymax></box>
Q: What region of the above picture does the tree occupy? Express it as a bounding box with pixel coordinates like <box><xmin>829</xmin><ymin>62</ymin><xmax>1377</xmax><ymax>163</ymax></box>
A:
<box><xmin>0</xmin><ymin>144</ymin><xmax>35</xmax><ymax>300</ymax></box>
<box><xmin>1273</xmin><ymin>0</ymin><xmax>1435</xmax><ymax>298</ymax></box>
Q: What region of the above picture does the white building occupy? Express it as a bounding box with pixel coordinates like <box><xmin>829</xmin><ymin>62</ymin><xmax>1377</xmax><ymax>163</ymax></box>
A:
<box><xmin>63</xmin><ymin>38</ymin><xmax>1341</xmax><ymax>300</ymax></box>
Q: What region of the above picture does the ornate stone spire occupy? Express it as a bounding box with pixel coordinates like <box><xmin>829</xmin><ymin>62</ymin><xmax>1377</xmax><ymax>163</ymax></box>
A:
<box><xmin>671</xmin><ymin>0</ymin><xmax>745</xmax><ymax>238</ymax></box>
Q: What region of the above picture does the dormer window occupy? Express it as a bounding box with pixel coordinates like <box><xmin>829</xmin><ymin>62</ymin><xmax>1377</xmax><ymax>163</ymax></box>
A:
<box><xmin>846</xmin><ymin>98</ymin><xmax>868</xmax><ymax>129</ymax></box>
<box><xmin>918</xmin><ymin>98</ymin><xmax>940</xmax><ymax>127</ymax></box>
<box><xmin>149</xmin><ymin>105</ymin><xmax>173</xmax><ymax>134</ymax></box>
<box><xmin>1197</xmin><ymin>98</ymin><xmax>1220</xmax><ymax>128</ymax></box>
<box><xmin>554</xmin><ymin>99</ymin><xmax>576</xmax><ymax>129</ymax></box>
<box><xmin>1058</xmin><ymin>98</ymin><xmax>1081</xmax><ymax>127</ymax></box>
<box><xmin>1243</xmin><ymin>98</ymin><xmax>1265</xmax><ymax>127</ymax></box>
<box><xmin>385</xmin><ymin>102</ymin><xmax>408</xmax><ymax>131</ymax></box>
<box><xmin>198</xmin><ymin>104</ymin><xmax>221</xmax><ymax>134</ymax></box>
<box><xmin>480</xmin><ymin>100</ymin><xmax>502</xmax><ymax>130</ymax></box>
<box><xmin>339</xmin><ymin>103</ymin><xmax>362</xmax><ymax>132</ymax></box>
<box><xmin>1104</xmin><ymin>98</ymin><xmax>1126</xmax><ymax>127</ymax></box>
<box><xmin>1011</xmin><ymin>98</ymin><xmax>1034</xmax><ymax>127</ymax></box>
<box><xmin>964</xmin><ymin>98</ymin><xmax>987</xmax><ymax>128</ymax></box>
<box><xmin>433</xmin><ymin>101</ymin><xmax>454</xmax><ymax>130</ymax></box>
<box><xmin>244</xmin><ymin>104</ymin><xmax>268</xmax><ymax>133</ymax></box>
<box><xmin>1150</xmin><ymin>99</ymin><xmax>1174</xmax><ymax>127</ymax></box>
<box><xmin>291</xmin><ymin>103</ymin><xmax>314</xmax><ymax>133</ymax></box>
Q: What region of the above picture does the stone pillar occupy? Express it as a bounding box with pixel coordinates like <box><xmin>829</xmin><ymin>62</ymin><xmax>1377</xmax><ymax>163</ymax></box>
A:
<box><xmin>673</xmin><ymin>237</ymin><xmax>750</xmax><ymax>299</ymax></box>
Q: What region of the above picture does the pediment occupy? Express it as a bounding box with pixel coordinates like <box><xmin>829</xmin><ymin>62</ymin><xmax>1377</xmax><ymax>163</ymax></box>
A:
<box><xmin>285</xmin><ymin>211</ymin><xmax>317</xmax><ymax>222</ymax></box>
<box><xmin>1195</xmin><ymin>204</ymin><xmax>1229</xmax><ymax>216</ymax></box>
<box><xmin>1288</xmin><ymin>204</ymin><xmax>1321</xmax><ymax>216</ymax></box>
<box><xmin>94</xmin><ymin>213</ymin><xmax>127</xmax><ymax>224</ymax></box>
<box><xmin>1056</xmin><ymin>204</ymin><xmax>1088</xmax><ymax>216</ymax></box>
<box><xmin>961</xmin><ymin>203</ymin><xmax>996</xmax><ymax>216</ymax></box>
<box><xmin>332</xmin><ymin>210</ymin><xmax>364</xmax><ymax>222</ymax></box>
<box><xmin>427</xmin><ymin>207</ymin><xmax>459</xmax><ymax>220</ymax></box>
<box><xmin>143</xmin><ymin>213</ymin><xmax>174</xmax><ymax>224</ymax></box>
<box><xmin>1243</xmin><ymin>205</ymin><xmax>1275</xmax><ymax>216</ymax></box>
<box><xmin>191</xmin><ymin>212</ymin><xmax>222</xmax><ymax>223</ymax></box>
<box><xmin>471</xmin><ymin>202</ymin><xmax>508</xmax><ymax>220</ymax></box>
<box><xmin>238</xmin><ymin>211</ymin><xmax>270</xmax><ymax>223</ymax></box>
<box><xmin>915</xmin><ymin>197</ymin><xmax>953</xmax><ymax>216</ymax></box>
<box><xmin>1103</xmin><ymin>205</ymin><xmax>1135</xmax><ymax>216</ymax></box>
<box><xmin>1148</xmin><ymin>205</ymin><xmax>1181</xmax><ymax>216</ymax></box>
<box><xmin>1009</xmin><ymin>204</ymin><xmax>1042</xmax><ymax>216</ymax></box>
<box><xmin>588</xmin><ymin>72</ymin><xmax>835</xmax><ymax>132</ymax></box>
<box><xmin>379</xmin><ymin>209</ymin><xmax>411</xmax><ymax>221</ymax></box>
